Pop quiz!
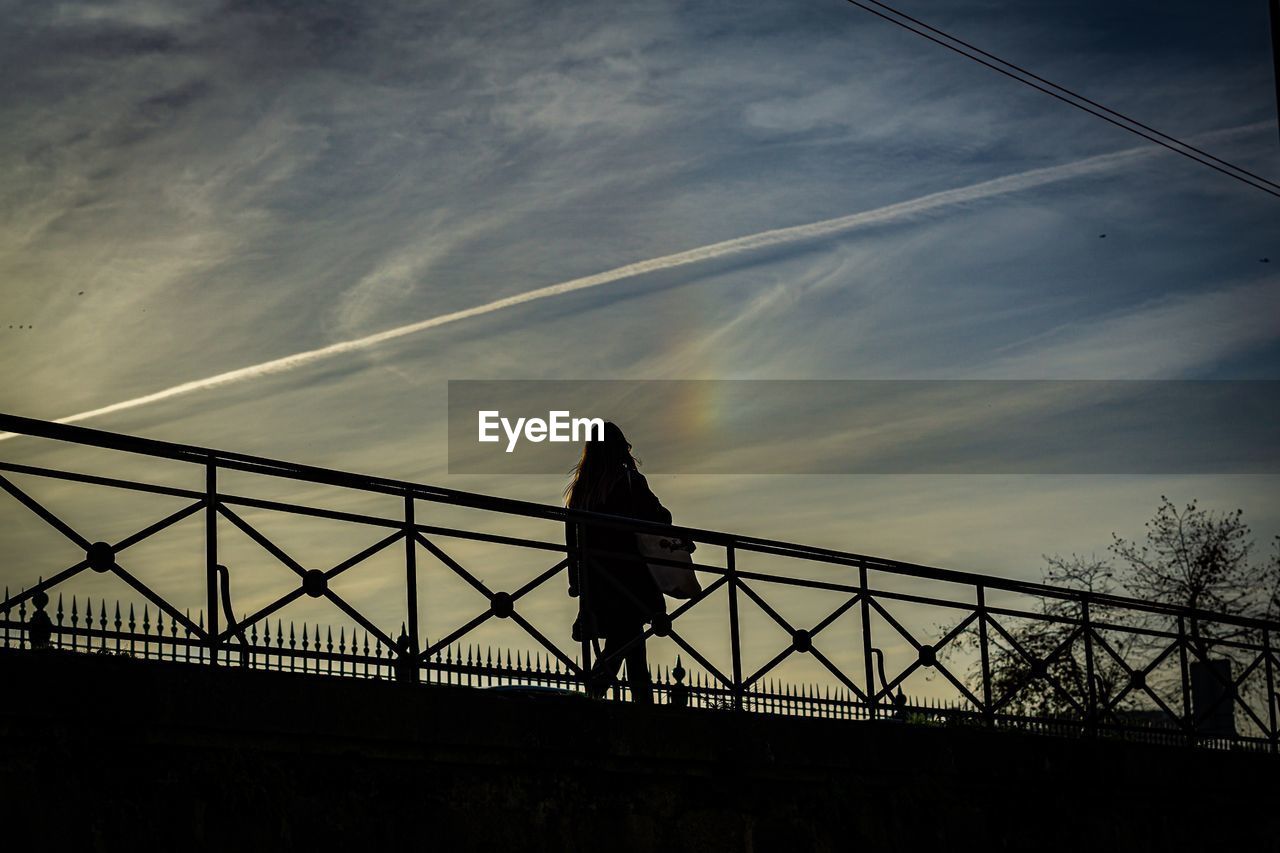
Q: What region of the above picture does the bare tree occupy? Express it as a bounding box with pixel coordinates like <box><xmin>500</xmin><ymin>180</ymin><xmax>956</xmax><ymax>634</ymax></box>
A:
<box><xmin>1111</xmin><ymin>497</ymin><xmax>1280</xmax><ymax>658</ymax></box>
<box><xmin>947</xmin><ymin>498</ymin><xmax>1279</xmax><ymax>725</ymax></box>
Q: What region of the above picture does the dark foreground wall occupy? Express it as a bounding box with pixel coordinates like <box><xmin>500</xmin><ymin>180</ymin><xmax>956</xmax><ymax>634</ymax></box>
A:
<box><xmin>1</xmin><ymin>649</ymin><xmax>1275</xmax><ymax>852</ymax></box>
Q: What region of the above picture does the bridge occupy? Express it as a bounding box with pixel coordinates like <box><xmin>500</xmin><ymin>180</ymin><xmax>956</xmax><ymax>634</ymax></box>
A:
<box><xmin>1</xmin><ymin>412</ymin><xmax>1275</xmax><ymax>749</ymax></box>
<box><xmin>2</xmin><ymin>413</ymin><xmax>1278</xmax><ymax>849</ymax></box>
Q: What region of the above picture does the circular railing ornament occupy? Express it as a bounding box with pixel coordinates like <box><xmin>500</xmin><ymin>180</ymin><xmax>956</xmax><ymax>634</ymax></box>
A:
<box><xmin>490</xmin><ymin>591</ymin><xmax>513</xmax><ymax>618</ymax></box>
<box><xmin>302</xmin><ymin>569</ymin><xmax>327</xmax><ymax>598</ymax></box>
<box><xmin>87</xmin><ymin>541</ymin><xmax>114</xmax><ymax>573</ymax></box>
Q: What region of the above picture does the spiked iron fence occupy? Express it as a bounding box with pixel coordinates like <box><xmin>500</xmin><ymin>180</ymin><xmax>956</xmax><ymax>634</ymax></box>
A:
<box><xmin>0</xmin><ymin>588</ymin><xmax>881</xmax><ymax>716</ymax></box>
<box><xmin>0</xmin><ymin>413</ymin><xmax>1276</xmax><ymax>751</ymax></box>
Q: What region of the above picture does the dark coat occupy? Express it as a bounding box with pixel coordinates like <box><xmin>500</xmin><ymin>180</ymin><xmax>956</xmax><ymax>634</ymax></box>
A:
<box><xmin>567</xmin><ymin>468</ymin><xmax>669</xmax><ymax>640</ymax></box>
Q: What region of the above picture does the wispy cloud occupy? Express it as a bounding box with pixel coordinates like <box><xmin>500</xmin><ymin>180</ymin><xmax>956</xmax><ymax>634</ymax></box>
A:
<box><xmin>1</xmin><ymin>134</ymin><xmax>1204</xmax><ymax>439</ymax></box>
<box><xmin>980</xmin><ymin>279</ymin><xmax>1280</xmax><ymax>378</ymax></box>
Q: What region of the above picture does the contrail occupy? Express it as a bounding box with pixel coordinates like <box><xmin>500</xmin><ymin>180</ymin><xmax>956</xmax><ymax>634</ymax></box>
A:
<box><xmin>0</xmin><ymin>139</ymin><xmax>1194</xmax><ymax>440</ymax></box>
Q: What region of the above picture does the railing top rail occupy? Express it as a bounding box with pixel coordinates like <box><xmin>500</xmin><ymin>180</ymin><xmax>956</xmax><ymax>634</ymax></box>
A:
<box><xmin>3</xmin><ymin>412</ymin><xmax>1277</xmax><ymax>632</ymax></box>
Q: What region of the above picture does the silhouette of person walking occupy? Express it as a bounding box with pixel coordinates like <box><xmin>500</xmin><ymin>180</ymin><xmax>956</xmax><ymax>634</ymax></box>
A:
<box><xmin>565</xmin><ymin>422</ymin><xmax>668</xmax><ymax>703</ymax></box>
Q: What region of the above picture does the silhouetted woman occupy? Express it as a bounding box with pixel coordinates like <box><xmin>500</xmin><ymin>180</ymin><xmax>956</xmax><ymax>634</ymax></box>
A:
<box><xmin>565</xmin><ymin>421</ymin><xmax>668</xmax><ymax>703</ymax></box>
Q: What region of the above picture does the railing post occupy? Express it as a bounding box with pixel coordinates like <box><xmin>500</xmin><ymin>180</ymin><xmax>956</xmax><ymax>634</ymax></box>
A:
<box><xmin>1264</xmin><ymin>628</ymin><xmax>1276</xmax><ymax>755</ymax></box>
<box><xmin>727</xmin><ymin>544</ymin><xmax>743</xmax><ymax>711</ymax></box>
<box><xmin>205</xmin><ymin>457</ymin><xmax>219</xmax><ymax>666</ymax></box>
<box><xmin>1177</xmin><ymin>615</ymin><xmax>1193</xmax><ymax>745</ymax></box>
<box><xmin>404</xmin><ymin>492</ymin><xmax>420</xmax><ymax>683</ymax></box>
<box><xmin>977</xmin><ymin>584</ymin><xmax>993</xmax><ymax>728</ymax></box>
<box><xmin>572</xmin><ymin>520</ymin><xmax>592</xmax><ymax>689</ymax></box>
<box><xmin>859</xmin><ymin>562</ymin><xmax>876</xmax><ymax>720</ymax></box>
<box><xmin>1081</xmin><ymin>595</ymin><xmax>1096</xmax><ymax>738</ymax></box>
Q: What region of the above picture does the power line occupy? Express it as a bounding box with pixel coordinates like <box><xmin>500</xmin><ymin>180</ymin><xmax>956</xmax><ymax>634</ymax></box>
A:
<box><xmin>860</xmin><ymin>0</ymin><xmax>1280</xmax><ymax>192</ymax></box>
<box><xmin>845</xmin><ymin>0</ymin><xmax>1280</xmax><ymax>199</ymax></box>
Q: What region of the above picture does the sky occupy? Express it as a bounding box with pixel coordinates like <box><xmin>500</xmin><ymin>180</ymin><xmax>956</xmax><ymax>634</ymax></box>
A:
<box><xmin>1</xmin><ymin>0</ymin><xmax>1278</xmax><ymax>700</ymax></box>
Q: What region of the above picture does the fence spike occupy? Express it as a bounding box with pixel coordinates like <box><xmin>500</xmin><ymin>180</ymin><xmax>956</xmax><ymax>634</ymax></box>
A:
<box><xmin>57</xmin><ymin>593</ymin><xmax>64</xmax><ymax>625</ymax></box>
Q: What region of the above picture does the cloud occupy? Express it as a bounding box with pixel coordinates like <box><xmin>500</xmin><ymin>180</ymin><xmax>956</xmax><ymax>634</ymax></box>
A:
<box><xmin>0</xmin><ymin>132</ymin><xmax>1201</xmax><ymax>440</ymax></box>
<box><xmin>980</xmin><ymin>280</ymin><xmax>1280</xmax><ymax>378</ymax></box>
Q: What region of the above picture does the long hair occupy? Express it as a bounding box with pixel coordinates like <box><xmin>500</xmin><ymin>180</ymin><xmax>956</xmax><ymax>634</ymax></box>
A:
<box><xmin>564</xmin><ymin>421</ymin><xmax>639</xmax><ymax>510</ymax></box>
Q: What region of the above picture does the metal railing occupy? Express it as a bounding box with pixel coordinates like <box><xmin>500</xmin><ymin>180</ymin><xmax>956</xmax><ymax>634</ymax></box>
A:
<box><xmin>1</xmin><ymin>412</ymin><xmax>1276</xmax><ymax>752</ymax></box>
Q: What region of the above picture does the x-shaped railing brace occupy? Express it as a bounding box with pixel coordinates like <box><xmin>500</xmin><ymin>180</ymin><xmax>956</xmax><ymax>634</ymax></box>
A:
<box><xmin>585</xmin><ymin>566</ymin><xmax>735</xmax><ymax>693</ymax></box>
<box><xmin>985</xmin><ymin>617</ymin><xmax>1087</xmax><ymax>717</ymax></box>
<box><xmin>0</xmin><ymin>472</ymin><xmax>205</xmax><ymax>638</ymax></box>
<box><xmin>868</xmin><ymin>600</ymin><xmax>982</xmax><ymax>708</ymax></box>
<box><xmin>1179</xmin><ymin>638</ymin><xmax>1273</xmax><ymax>736</ymax></box>
<box><xmin>214</xmin><ymin>504</ymin><xmax>401</xmax><ymax>650</ymax></box>
<box><xmin>415</xmin><ymin>532</ymin><xmax>582</xmax><ymax>676</ymax></box>
<box><xmin>1089</xmin><ymin>630</ymin><xmax>1184</xmax><ymax>726</ymax></box>
<box><xmin>736</xmin><ymin>581</ymin><xmax>869</xmax><ymax>703</ymax></box>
